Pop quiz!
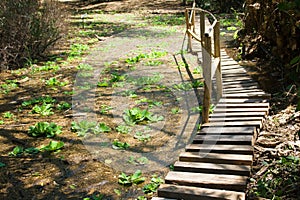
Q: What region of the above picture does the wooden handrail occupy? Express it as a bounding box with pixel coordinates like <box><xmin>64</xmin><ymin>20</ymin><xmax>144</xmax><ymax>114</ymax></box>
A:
<box><xmin>184</xmin><ymin>5</ymin><xmax>223</xmax><ymax>123</ymax></box>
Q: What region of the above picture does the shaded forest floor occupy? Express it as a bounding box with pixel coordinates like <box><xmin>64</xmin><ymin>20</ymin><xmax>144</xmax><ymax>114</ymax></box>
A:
<box><xmin>0</xmin><ymin>0</ymin><xmax>299</xmax><ymax>200</ymax></box>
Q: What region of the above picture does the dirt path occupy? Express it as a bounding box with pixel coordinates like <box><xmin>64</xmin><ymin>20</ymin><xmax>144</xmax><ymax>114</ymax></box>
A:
<box><xmin>0</xmin><ymin>1</ymin><xmax>206</xmax><ymax>199</ymax></box>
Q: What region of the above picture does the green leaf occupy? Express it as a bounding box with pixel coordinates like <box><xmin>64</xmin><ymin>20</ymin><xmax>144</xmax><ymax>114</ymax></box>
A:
<box><xmin>0</xmin><ymin>162</ymin><xmax>6</xmax><ymax>168</ymax></box>
<box><xmin>25</xmin><ymin>147</ymin><xmax>40</xmax><ymax>154</ymax></box>
<box><xmin>40</xmin><ymin>141</ymin><xmax>64</xmax><ymax>152</ymax></box>
<box><xmin>9</xmin><ymin>146</ymin><xmax>24</xmax><ymax>156</ymax></box>
<box><xmin>290</xmin><ymin>56</ymin><xmax>300</xmax><ymax>65</ymax></box>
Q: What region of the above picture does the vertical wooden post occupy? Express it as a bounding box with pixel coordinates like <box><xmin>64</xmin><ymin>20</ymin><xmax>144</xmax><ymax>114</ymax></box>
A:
<box><xmin>200</xmin><ymin>12</ymin><xmax>205</xmax><ymax>43</ymax></box>
<box><xmin>202</xmin><ymin>35</ymin><xmax>212</xmax><ymax>123</ymax></box>
<box><xmin>185</xmin><ymin>9</ymin><xmax>192</xmax><ymax>51</ymax></box>
<box><xmin>214</xmin><ymin>21</ymin><xmax>223</xmax><ymax>101</ymax></box>
<box><xmin>192</xmin><ymin>9</ymin><xmax>196</xmax><ymax>34</ymax></box>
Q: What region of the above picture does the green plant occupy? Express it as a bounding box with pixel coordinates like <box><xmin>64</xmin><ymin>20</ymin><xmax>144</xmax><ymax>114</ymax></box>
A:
<box><xmin>77</xmin><ymin>63</ymin><xmax>94</xmax><ymax>71</ymax></box>
<box><xmin>191</xmin><ymin>104</ymin><xmax>215</xmax><ymax>114</ymax></box>
<box><xmin>128</xmin><ymin>156</ymin><xmax>149</xmax><ymax>165</ymax></box>
<box><xmin>123</xmin><ymin>107</ymin><xmax>164</xmax><ymax>126</ymax></box>
<box><xmin>118</xmin><ymin>170</ymin><xmax>145</xmax><ymax>186</ymax></box>
<box><xmin>0</xmin><ymin>120</ymin><xmax>4</xmax><ymax>125</ymax></box>
<box><xmin>192</xmin><ymin>66</ymin><xmax>202</xmax><ymax>74</ymax></box>
<box><xmin>254</xmin><ymin>156</ymin><xmax>300</xmax><ymax>199</ymax></box>
<box><xmin>71</xmin><ymin>120</ymin><xmax>111</xmax><ymax>137</ymax></box>
<box><xmin>99</xmin><ymin>104</ymin><xmax>113</xmax><ymax>114</ymax></box>
<box><xmin>134</xmin><ymin>132</ymin><xmax>151</xmax><ymax>142</ymax></box>
<box><xmin>45</xmin><ymin>77</ymin><xmax>68</xmax><ymax>87</ymax></box>
<box><xmin>0</xmin><ymin>80</ymin><xmax>18</xmax><ymax>94</ymax></box>
<box><xmin>137</xmin><ymin>196</ymin><xmax>147</xmax><ymax>200</ymax></box>
<box><xmin>68</xmin><ymin>43</ymin><xmax>89</xmax><ymax>58</ymax></box>
<box><xmin>8</xmin><ymin>146</ymin><xmax>24</xmax><ymax>156</ymax></box>
<box><xmin>192</xmin><ymin>80</ymin><xmax>204</xmax><ymax>88</ymax></box>
<box><xmin>39</xmin><ymin>141</ymin><xmax>64</xmax><ymax>152</ymax></box>
<box><xmin>31</xmin><ymin>103</ymin><xmax>54</xmax><ymax>116</ymax></box>
<box><xmin>143</xmin><ymin>175</ymin><xmax>164</xmax><ymax>194</ymax></box>
<box><xmin>112</xmin><ymin>140</ymin><xmax>130</xmax><ymax>150</ymax></box>
<box><xmin>145</xmin><ymin>14</ymin><xmax>185</xmax><ymax>26</ymax></box>
<box><xmin>83</xmin><ymin>194</ymin><xmax>104</xmax><ymax>200</ymax></box>
<box><xmin>135</xmin><ymin>98</ymin><xmax>162</xmax><ymax>108</ymax></box>
<box><xmin>33</xmin><ymin>61</ymin><xmax>60</xmax><ymax>72</ymax></box>
<box><xmin>0</xmin><ymin>162</ymin><xmax>5</xmax><ymax>168</ymax></box>
<box><xmin>28</xmin><ymin>122</ymin><xmax>62</xmax><ymax>137</ymax></box>
<box><xmin>129</xmin><ymin>73</ymin><xmax>163</xmax><ymax>86</ymax></box>
<box><xmin>3</xmin><ymin>111</ymin><xmax>14</xmax><ymax>119</ymax></box>
<box><xmin>171</xmin><ymin>107</ymin><xmax>180</xmax><ymax>114</ymax></box>
<box><xmin>116</xmin><ymin>125</ymin><xmax>132</xmax><ymax>134</ymax></box>
<box><xmin>57</xmin><ymin>102</ymin><xmax>71</xmax><ymax>110</ymax></box>
<box><xmin>173</xmin><ymin>82</ymin><xmax>193</xmax><ymax>91</ymax></box>
<box><xmin>97</xmin><ymin>80</ymin><xmax>109</xmax><ymax>87</ymax></box>
<box><xmin>22</xmin><ymin>96</ymin><xmax>56</xmax><ymax>107</ymax></box>
<box><xmin>146</xmin><ymin>60</ymin><xmax>163</xmax><ymax>66</ymax></box>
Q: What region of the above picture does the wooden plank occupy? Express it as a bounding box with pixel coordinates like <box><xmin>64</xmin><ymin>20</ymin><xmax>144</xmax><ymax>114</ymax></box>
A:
<box><xmin>193</xmin><ymin>134</ymin><xmax>253</xmax><ymax>145</ymax></box>
<box><xmin>210</xmin><ymin>112</ymin><xmax>267</xmax><ymax>117</ymax></box>
<box><xmin>209</xmin><ymin>116</ymin><xmax>263</xmax><ymax>122</ymax></box>
<box><xmin>222</xmin><ymin>80</ymin><xmax>258</xmax><ymax>86</ymax></box>
<box><xmin>185</xmin><ymin>144</ymin><xmax>253</xmax><ymax>155</ymax></box>
<box><xmin>174</xmin><ymin>161</ymin><xmax>251</xmax><ymax>176</ymax></box>
<box><xmin>224</xmin><ymin>89</ymin><xmax>267</xmax><ymax>95</ymax></box>
<box><xmin>179</xmin><ymin>152</ymin><xmax>253</xmax><ymax>165</ymax></box>
<box><xmin>213</xmin><ymin>107</ymin><xmax>268</xmax><ymax>113</ymax></box>
<box><xmin>198</xmin><ymin>126</ymin><xmax>255</xmax><ymax>135</ymax></box>
<box><xmin>151</xmin><ymin>198</ymin><xmax>176</xmax><ymax>200</ymax></box>
<box><xmin>222</xmin><ymin>77</ymin><xmax>256</xmax><ymax>82</ymax></box>
<box><xmin>223</xmin><ymin>85</ymin><xmax>260</xmax><ymax>90</ymax></box>
<box><xmin>165</xmin><ymin>171</ymin><xmax>248</xmax><ymax>191</ymax></box>
<box><xmin>223</xmin><ymin>93</ymin><xmax>271</xmax><ymax>99</ymax></box>
<box><xmin>216</xmin><ymin>103</ymin><xmax>269</xmax><ymax>108</ymax></box>
<box><xmin>158</xmin><ymin>184</ymin><xmax>245</xmax><ymax>200</ymax></box>
<box><xmin>218</xmin><ymin>98</ymin><xmax>268</xmax><ymax>103</ymax></box>
<box><xmin>201</xmin><ymin>121</ymin><xmax>262</xmax><ymax>128</ymax></box>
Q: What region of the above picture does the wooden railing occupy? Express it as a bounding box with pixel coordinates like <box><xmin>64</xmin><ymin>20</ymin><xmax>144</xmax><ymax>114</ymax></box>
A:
<box><xmin>185</xmin><ymin>5</ymin><xmax>223</xmax><ymax>123</ymax></box>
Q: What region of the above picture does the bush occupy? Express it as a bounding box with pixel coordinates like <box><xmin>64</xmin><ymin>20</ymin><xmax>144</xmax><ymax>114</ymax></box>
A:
<box><xmin>0</xmin><ymin>0</ymin><xmax>65</xmax><ymax>70</ymax></box>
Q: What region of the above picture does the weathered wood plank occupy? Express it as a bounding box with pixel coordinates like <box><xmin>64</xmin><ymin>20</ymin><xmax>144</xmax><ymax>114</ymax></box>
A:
<box><xmin>174</xmin><ymin>161</ymin><xmax>251</xmax><ymax>176</ymax></box>
<box><xmin>198</xmin><ymin>126</ymin><xmax>255</xmax><ymax>135</ymax></box>
<box><xmin>216</xmin><ymin>103</ymin><xmax>269</xmax><ymax>108</ymax></box>
<box><xmin>179</xmin><ymin>152</ymin><xmax>253</xmax><ymax>165</ymax></box>
<box><xmin>224</xmin><ymin>90</ymin><xmax>268</xmax><ymax>95</ymax></box>
<box><xmin>201</xmin><ymin>121</ymin><xmax>262</xmax><ymax>128</ymax></box>
<box><xmin>151</xmin><ymin>198</ymin><xmax>176</xmax><ymax>200</ymax></box>
<box><xmin>209</xmin><ymin>116</ymin><xmax>263</xmax><ymax>122</ymax></box>
<box><xmin>210</xmin><ymin>112</ymin><xmax>267</xmax><ymax>117</ymax></box>
<box><xmin>193</xmin><ymin>134</ymin><xmax>253</xmax><ymax>145</ymax></box>
<box><xmin>213</xmin><ymin>107</ymin><xmax>268</xmax><ymax>113</ymax></box>
<box><xmin>158</xmin><ymin>184</ymin><xmax>245</xmax><ymax>200</ymax></box>
<box><xmin>165</xmin><ymin>171</ymin><xmax>248</xmax><ymax>191</ymax></box>
<box><xmin>185</xmin><ymin>144</ymin><xmax>253</xmax><ymax>155</ymax></box>
<box><xmin>218</xmin><ymin>98</ymin><xmax>268</xmax><ymax>103</ymax></box>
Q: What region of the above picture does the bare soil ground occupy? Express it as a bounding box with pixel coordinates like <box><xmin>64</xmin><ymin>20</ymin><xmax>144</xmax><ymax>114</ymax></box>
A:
<box><xmin>0</xmin><ymin>0</ymin><xmax>202</xmax><ymax>199</ymax></box>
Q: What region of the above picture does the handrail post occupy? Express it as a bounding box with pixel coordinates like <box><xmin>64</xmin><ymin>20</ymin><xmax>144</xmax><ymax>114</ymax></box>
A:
<box><xmin>185</xmin><ymin>9</ymin><xmax>192</xmax><ymax>51</ymax></box>
<box><xmin>214</xmin><ymin>21</ymin><xmax>223</xmax><ymax>101</ymax></box>
<box><xmin>200</xmin><ymin>12</ymin><xmax>205</xmax><ymax>43</ymax></box>
<box><xmin>192</xmin><ymin>8</ymin><xmax>196</xmax><ymax>34</ymax></box>
<box><xmin>202</xmin><ymin>34</ymin><xmax>212</xmax><ymax>123</ymax></box>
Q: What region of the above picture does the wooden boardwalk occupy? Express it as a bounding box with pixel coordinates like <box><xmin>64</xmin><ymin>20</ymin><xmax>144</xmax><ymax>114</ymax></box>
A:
<box><xmin>152</xmin><ymin>49</ymin><xmax>270</xmax><ymax>200</ymax></box>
